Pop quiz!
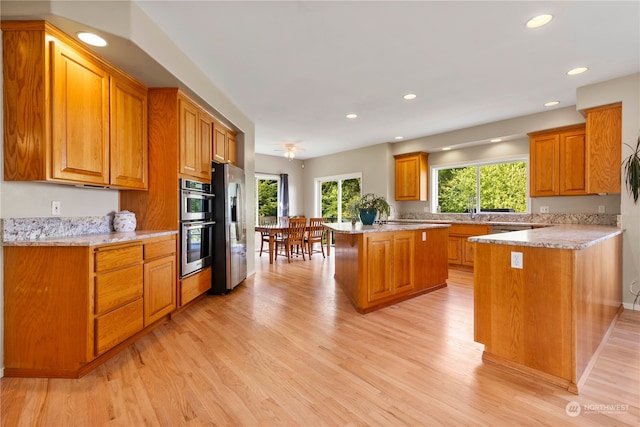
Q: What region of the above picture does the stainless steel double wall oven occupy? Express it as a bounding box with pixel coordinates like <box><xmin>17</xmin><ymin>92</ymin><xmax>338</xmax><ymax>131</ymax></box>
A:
<box><xmin>179</xmin><ymin>178</ymin><xmax>215</xmax><ymax>277</ymax></box>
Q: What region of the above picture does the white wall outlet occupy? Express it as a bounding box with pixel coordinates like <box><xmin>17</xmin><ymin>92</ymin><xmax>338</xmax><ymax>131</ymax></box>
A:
<box><xmin>422</xmin><ymin>231</ymin><xmax>427</xmax><ymax>241</ymax></box>
<box><xmin>540</xmin><ymin>206</ymin><xmax>549</xmax><ymax>213</ymax></box>
<box><xmin>511</xmin><ymin>251</ymin><xmax>523</xmax><ymax>269</ymax></box>
<box><xmin>51</xmin><ymin>201</ymin><xmax>61</xmax><ymax>215</ymax></box>
<box><xmin>598</xmin><ymin>205</ymin><xmax>606</xmax><ymax>213</ymax></box>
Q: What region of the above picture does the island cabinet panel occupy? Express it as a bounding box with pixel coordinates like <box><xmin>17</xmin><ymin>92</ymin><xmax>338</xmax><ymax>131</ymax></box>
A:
<box><xmin>332</xmin><ymin>226</ymin><xmax>447</xmax><ymax>313</ymax></box>
<box><xmin>3</xmin><ymin>235</ymin><xmax>178</xmax><ymax>378</ymax></box>
<box><xmin>447</xmin><ymin>224</ymin><xmax>490</xmax><ymax>270</ymax></box>
<box><xmin>474</xmin><ymin>234</ymin><xmax>622</xmax><ymax>393</ymax></box>
<box><xmin>2</xmin><ymin>21</ymin><xmax>148</xmax><ymax>189</ymax></box>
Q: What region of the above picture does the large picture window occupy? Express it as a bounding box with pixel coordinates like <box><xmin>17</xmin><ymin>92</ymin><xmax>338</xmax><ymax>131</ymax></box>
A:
<box><xmin>255</xmin><ymin>175</ymin><xmax>279</xmax><ymax>224</ymax></box>
<box><xmin>315</xmin><ymin>173</ymin><xmax>362</xmax><ymax>222</ymax></box>
<box><xmin>434</xmin><ymin>159</ymin><xmax>528</xmax><ymax>213</ymax></box>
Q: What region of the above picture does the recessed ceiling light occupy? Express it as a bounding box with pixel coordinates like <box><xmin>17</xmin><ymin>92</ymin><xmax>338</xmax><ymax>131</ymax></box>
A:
<box><xmin>346</xmin><ymin>113</ymin><xmax>358</xmax><ymax>119</ymax></box>
<box><xmin>544</xmin><ymin>101</ymin><xmax>560</xmax><ymax>107</ymax></box>
<box><xmin>567</xmin><ymin>67</ymin><xmax>588</xmax><ymax>76</ymax></box>
<box><xmin>490</xmin><ymin>138</ymin><xmax>502</xmax><ymax>143</ymax></box>
<box><xmin>77</xmin><ymin>32</ymin><xmax>107</xmax><ymax>47</ymax></box>
<box><xmin>403</xmin><ymin>94</ymin><xmax>417</xmax><ymax>100</ymax></box>
<box><xmin>395</xmin><ymin>136</ymin><xmax>404</xmax><ymax>140</ymax></box>
<box><xmin>442</xmin><ymin>147</ymin><xmax>452</xmax><ymax>151</ymax></box>
<box><xmin>526</xmin><ymin>14</ymin><xmax>553</xmax><ymax>29</ymax></box>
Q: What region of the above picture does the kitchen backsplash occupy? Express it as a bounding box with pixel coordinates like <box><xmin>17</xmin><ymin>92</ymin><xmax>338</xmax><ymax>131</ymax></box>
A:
<box><xmin>2</xmin><ymin>216</ymin><xmax>112</xmax><ymax>242</ymax></box>
<box><xmin>397</xmin><ymin>212</ymin><xmax>619</xmax><ymax>226</ymax></box>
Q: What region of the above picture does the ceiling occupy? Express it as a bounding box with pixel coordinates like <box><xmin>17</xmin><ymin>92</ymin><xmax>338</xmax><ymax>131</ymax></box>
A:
<box><xmin>3</xmin><ymin>1</ymin><xmax>639</xmax><ymax>160</ymax></box>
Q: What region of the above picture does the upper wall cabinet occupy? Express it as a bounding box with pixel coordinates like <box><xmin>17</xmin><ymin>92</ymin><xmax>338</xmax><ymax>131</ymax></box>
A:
<box><xmin>2</xmin><ymin>21</ymin><xmax>148</xmax><ymax>190</ymax></box>
<box><xmin>213</xmin><ymin>121</ymin><xmax>237</xmax><ymax>165</ymax></box>
<box><xmin>178</xmin><ymin>94</ymin><xmax>212</xmax><ymax>181</ymax></box>
<box><xmin>585</xmin><ymin>103</ymin><xmax>622</xmax><ymax>194</ymax></box>
<box><xmin>394</xmin><ymin>152</ymin><xmax>428</xmax><ymax>201</ymax></box>
<box><xmin>529</xmin><ymin>124</ymin><xmax>587</xmax><ymax>197</ymax></box>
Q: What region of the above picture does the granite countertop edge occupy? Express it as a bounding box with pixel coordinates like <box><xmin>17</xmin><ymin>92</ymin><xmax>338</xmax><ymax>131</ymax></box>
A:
<box><xmin>467</xmin><ymin>225</ymin><xmax>623</xmax><ymax>250</ymax></box>
<box><xmin>324</xmin><ymin>223</ymin><xmax>450</xmax><ymax>234</ymax></box>
<box><xmin>2</xmin><ymin>230</ymin><xmax>178</xmax><ymax>247</ymax></box>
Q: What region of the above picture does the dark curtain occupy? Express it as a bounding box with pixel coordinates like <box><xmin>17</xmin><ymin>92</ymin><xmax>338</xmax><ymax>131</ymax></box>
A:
<box><xmin>279</xmin><ymin>173</ymin><xmax>289</xmax><ymax>217</ymax></box>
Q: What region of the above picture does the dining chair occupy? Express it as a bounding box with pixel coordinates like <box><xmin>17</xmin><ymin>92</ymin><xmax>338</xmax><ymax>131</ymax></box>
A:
<box><xmin>258</xmin><ymin>216</ymin><xmax>277</xmax><ymax>257</ymax></box>
<box><xmin>305</xmin><ymin>217</ymin><xmax>326</xmax><ymax>258</ymax></box>
<box><xmin>275</xmin><ymin>217</ymin><xmax>307</xmax><ymax>263</ymax></box>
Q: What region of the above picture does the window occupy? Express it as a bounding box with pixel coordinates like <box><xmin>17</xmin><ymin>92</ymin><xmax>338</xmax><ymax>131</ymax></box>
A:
<box><xmin>433</xmin><ymin>159</ymin><xmax>528</xmax><ymax>213</ymax></box>
<box><xmin>316</xmin><ymin>173</ymin><xmax>361</xmax><ymax>222</ymax></box>
<box><xmin>255</xmin><ymin>175</ymin><xmax>279</xmax><ymax>224</ymax></box>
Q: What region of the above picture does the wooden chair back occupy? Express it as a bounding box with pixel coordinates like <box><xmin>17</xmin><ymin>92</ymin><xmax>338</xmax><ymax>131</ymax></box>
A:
<box><xmin>306</xmin><ymin>217</ymin><xmax>326</xmax><ymax>258</ymax></box>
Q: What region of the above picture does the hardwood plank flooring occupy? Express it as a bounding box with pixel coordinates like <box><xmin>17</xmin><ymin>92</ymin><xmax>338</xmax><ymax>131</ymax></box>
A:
<box><xmin>2</xmin><ymin>253</ymin><xmax>639</xmax><ymax>426</ymax></box>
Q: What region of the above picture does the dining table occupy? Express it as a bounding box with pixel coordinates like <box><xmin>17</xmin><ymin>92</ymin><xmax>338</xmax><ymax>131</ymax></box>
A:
<box><xmin>255</xmin><ymin>223</ymin><xmax>331</xmax><ymax>264</ymax></box>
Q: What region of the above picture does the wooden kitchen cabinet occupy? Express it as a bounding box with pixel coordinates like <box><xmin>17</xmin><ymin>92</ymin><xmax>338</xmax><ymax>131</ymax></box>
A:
<box><xmin>143</xmin><ymin>236</ymin><xmax>177</xmax><ymax>325</ymax></box>
<box><xmin>2</xmin><ymin>21</ymin><xmax>148</xmax><ymax>190</ymax></box>
<box><xmin>585</xmin><ymin>103</ymin><xmax>622</xmax><ymax>194</ymax></box>
<box><xmin>395</xmin><ymin>152</ymin><xmax>428</xmax><ymax>201</ymax></box>
<box><xmin>365</xmin><ymin>231</ymin><xmax>414</xmax><ymax>303</ymax></box>
<box><xmin>3</xmin><ymin>235</ymin><xmax>177</xmax><ymax>378</ymax></box>
<box><xmin>529</xmin><ymin>124</ymin><xmax>587</xmax><ymax>197</ymax></box>
<box><xmin>179</xmin><ymin>94</ymin><xmax>212</xmax><ymax>181</ymax></box>
<box><xmin>213</xmin><ymin>121</ymin><xmax>238</xmax><ymax>165</ymax></box>
<box><xmin>447</xmin><ymin>224</ymin><xmax>490</xmax><ymax>270</ymax></box>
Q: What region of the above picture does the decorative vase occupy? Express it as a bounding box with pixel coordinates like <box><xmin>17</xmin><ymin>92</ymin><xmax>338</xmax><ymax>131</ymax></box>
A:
<box><xmin>359</xmin><ymin>208</ymin><xmax>377</xmax><ymax>225</ymax></box>
<box><xmin>113</xmin><ymin>211</ymin><xmax>137</xmax><ymax>232</ymax></box>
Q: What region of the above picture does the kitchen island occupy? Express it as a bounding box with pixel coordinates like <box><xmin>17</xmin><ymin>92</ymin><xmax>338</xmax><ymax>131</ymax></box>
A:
<box><xmin>470</xmin><ymin>225</ymin><xmax>623</xmax><ymax>393</ymax></box>
<box><xmin>325</xmin><ymin>222</ymin><xmax>449</xmax><ymax>313</ymax></box>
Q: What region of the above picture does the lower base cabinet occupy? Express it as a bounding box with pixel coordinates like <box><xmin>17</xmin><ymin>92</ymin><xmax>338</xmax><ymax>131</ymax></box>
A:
<box><xmin>3</xmin><ymin>234</ymin><xmax>177</xmax><ymax>378</ymax></box>
<box><xmin>180</xmin><ymin>267</ymin><xmax>212</xmax><ymax>306</ymax></box>
<box><xmin>448</xmin><ymin>224</ymin><xmax>490</xmax><ymax>270</ymax></box>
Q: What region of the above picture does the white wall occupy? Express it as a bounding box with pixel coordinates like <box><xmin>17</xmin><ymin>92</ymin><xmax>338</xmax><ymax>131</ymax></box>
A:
<box><xmin>576</xmin><ymin>73</ymin><xmax>640</xmax><ymax>308</ymax></box>
<box><xmin>255</xmin><ymin>154</ymin><xmax>305</xmax><ymax>217</ymax></box>
<box><xmin>301</xmin><ymin>143</ymin><xmax>395</xmax><ymax>217</ymax></box>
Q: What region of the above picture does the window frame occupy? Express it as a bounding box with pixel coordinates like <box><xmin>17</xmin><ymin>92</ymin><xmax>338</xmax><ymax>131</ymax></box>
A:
<box><xmin>314</xmin><ymin>172</ymin><xmax>362</xmax><ymax>222</ymax></box>
<box><xmin>255</xmin><ymin>173</ymin><xmax>280</xmax><ymax>224</ymax></box>
<box><xmin>430</xmin><ymin>155</ymin><xmax>530</xmax><ymax>214</ymax></box>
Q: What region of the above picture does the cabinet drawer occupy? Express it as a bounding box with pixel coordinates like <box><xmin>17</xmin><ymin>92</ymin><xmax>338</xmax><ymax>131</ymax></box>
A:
<box><xmin>180</xmin><ymin>267</ymin><xmax>211</xmax><ymax>306</ymax></box>
<box><xmin>449</xmin><ymin>224</ymin><xmax>490</xmax><ymax>236</ymax></box>
<box><xmin>95</xmin><ymin>298</ymin><xmax>143</xmax><ymax>355</ymax></box>
<box><xmin>95</xmin><ymin>264</ymin><xmax>143</xmax><ymax>315</ymax></box>
<box><xmin>95</xmin><ymin>245</ymin><xmax>142</xmax><ymax>272</ymax></box>
<box><xmin>144</xmin><ymin>238</ymin><xmax>176</xmax><ymax>260</ymax></box>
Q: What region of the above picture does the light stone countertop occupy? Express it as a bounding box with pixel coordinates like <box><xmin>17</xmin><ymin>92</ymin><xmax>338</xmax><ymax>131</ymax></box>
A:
<box><xmin>324</xmin><ymin>222</ymin><xmax>450</xmax><ymax>234</ymax></box>
<box><xmin>2</xmin><ymin>230</ymin><xmax>178</xmax><ymax>247</ymax></box>
<box><xmin>468</xmin><ymin>224</ymin><xmax>622</xmax><ymax>250</ymax></box>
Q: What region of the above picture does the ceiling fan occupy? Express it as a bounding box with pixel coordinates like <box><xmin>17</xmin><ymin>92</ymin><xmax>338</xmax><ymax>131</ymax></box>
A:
<box><xmin>274</xmin><ymin>142</ymin><xmax>305</xmax><ymax>160</ymax></box>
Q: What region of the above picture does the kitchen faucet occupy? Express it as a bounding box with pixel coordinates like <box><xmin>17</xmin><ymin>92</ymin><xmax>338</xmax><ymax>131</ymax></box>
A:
<box><xmin>468</xmin><ymin>194</ymin><xmax>476</xmax><ymax>220</ymax></box>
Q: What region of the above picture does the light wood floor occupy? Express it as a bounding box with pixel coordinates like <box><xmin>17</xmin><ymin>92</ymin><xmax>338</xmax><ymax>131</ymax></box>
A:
<box><xmin>2</xmin><ymin>252</ymin><xmax>639</xmax><ymax>426</ymax></box>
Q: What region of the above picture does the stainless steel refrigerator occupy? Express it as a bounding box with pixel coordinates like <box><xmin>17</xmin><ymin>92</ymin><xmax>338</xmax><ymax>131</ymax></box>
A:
<box><xmin>210</xmin><ymin>163</ymin><xmax>247</xmax><ymax>294</ymax></box>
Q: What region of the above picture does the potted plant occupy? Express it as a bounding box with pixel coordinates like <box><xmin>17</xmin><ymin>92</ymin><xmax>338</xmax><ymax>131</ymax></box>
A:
<box><xmin>623</xmin><ymin>133</ymin><xmax>640</xmax><ymax>204</ymax></box>
<box><xmin>350</xmin><ymin>193</ymin><xmax>391</xmax><ymax>225</ymax></box>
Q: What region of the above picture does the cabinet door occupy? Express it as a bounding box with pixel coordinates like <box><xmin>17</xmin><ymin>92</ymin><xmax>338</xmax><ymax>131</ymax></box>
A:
<box><xmin>462</xmin><ymin>239</ymin><xmax>476</xmax><ymax>266</ymax></box>
<box><xmin>51</xmin><ymin>40</ymin><xmax>110</xmax><ymax>185</ymax></box>
<box><xmin>530</xmin><ymin>134</ymin><xmax>559</xmax><ymax>196</ymax></box>
<box><xmin>366</xmin><ymin>234</ymin><xmax>394</xmax><ymax>302</ymax></box>
<box><xmin>198</xmin><ymin>112</ymin><xmax>213</xmax><ymax>180</ymax></box>
<box><xmin>448</xmin><ymin>236</ymin><xmax>462</xmax><ymax>264</ymax></box>
<box><xmin>395</xmin><ymin>153</ymin><xmax>428</xmax><ymax>201</ymax></box>
<box><xmin>213</xmin><ymin>124</ymin><xmax>227</xmax><ymax>163</ymax></box>
<box><xmin>586</xmin><ymin>103</ymin><xmax>622</xmax><ymax>194</ymax></box>
<box><xmin>559</xmin><ymin>130</ymin><xmax>587</xmax><ymax>195</ymax></box>
<box><xmin>179</xmin><ymin>96</ymin><xmax>199</xmax><ymax>176</ymax></box>
<box><xmin>392</xmin><ymin>231</ymin><xmax>414</xmax><ymax>294</ymax></box>
<box><xmin>144</xmin><ymin>255</ymin><xmax>177</xmax><ymax>325</ymax></box>
<box><xmin>110</xmin><ymin>74</ymin><xmax>148</xmax><ymax>189</ymax></box>
<box><xmin>227</xmin><ymin>131</ymin><xmax>237</xmax><ymax>165</ymax></box>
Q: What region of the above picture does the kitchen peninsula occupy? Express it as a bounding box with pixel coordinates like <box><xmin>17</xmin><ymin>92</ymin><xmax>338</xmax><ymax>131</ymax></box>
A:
<box><xmin>326</xmin><ymin>223</ymin><xmax>449</xmax><ymax>313</ymax></box>
<box><xmin>470</xmin><ymin>225</ymin><xmax>623</xmax><ymax>393</ymax></box>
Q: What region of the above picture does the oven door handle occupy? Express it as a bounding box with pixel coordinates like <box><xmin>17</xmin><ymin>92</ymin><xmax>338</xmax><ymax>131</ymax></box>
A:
<box><xmin>184</xmin><ymin>221</ymin><xmax>216</xmax><ymax>229</ymax></box>
<box><xmin>184</xmin><ymin>192</ymin><xmax>215</xmax><ymax>198</ymax></box>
